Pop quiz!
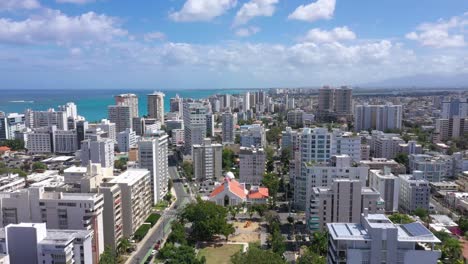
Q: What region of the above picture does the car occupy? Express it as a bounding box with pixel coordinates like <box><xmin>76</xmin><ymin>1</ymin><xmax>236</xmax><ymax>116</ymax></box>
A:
<box><xmin>151</xmin><ymin>249</ymin><xmax>157</xmax><ymax>256</ymax></box>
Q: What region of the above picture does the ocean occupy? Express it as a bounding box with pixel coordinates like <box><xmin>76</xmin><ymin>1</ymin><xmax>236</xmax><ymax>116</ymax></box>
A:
<box><xmin>0</xmin><ymin>89</ymin><xmax>254</xmax><ymax>122</ymax></box>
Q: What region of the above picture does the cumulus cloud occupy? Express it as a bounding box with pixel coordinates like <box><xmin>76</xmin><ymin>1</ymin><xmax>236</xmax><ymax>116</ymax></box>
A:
<box><xmin>303</xmin><ymin>26</ymin><xmax>356</xmax><ymax>43</ymax></box>
<box><xmin>0</xmin><ymin>0</ymin><xmax>40</xmax><ymax>11</ymax></box>
<box><xmin>233</xmin><ymin>0</ymin><xmax>278</xmax><ymax>26</ymax></box>
<box><xmin>288</xmin><ymin>0</ymin><xmax>335</xmax><ymax>22</ymax></box>
<box><xmin>169</xmin><ymin>0</ymin><xmax>237</xmax><ymax>22</ymax></box>
<box><xmin>0</xmin><ymin>9</ymin><xmax>127</xmax><ymax>45</ymax></box>
<box><xmin>144</xmin><ymin>31</ymin><xmax>166</xmax><ymax>42</ymax></box>
<box><xmin>235</xmin><ymin>26</ymin><xmax>261</xmax><ymax>37</ymax></box>
<box><xmin>56</xmin><ymin>0</ymin><xmax>95</xmax><ymax>4</ymax></box>
<box><xmin>406</xmin><ymin>13</ymin><xmax>467</xmax><ymax>48</ymax></box>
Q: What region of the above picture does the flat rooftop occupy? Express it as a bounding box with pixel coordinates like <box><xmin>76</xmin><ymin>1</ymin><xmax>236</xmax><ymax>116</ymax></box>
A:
<box><xmin>109</xmin><ymin>169</ymin><xmax>150</xmax><ymax>185</ymax></box>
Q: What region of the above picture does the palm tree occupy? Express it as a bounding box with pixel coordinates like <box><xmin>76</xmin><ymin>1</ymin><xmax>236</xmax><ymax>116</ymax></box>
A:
<box><xmin>117</xmin><ymin>238</ymin><xmax>131</xmax><ymax>255</ymax></box>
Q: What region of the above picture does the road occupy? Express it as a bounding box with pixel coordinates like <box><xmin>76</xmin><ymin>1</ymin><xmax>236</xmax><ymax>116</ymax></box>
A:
<box><xmin>127</xmin><ymin>165</ymin><xmax>194</xmax><ymax>264</ymax></box>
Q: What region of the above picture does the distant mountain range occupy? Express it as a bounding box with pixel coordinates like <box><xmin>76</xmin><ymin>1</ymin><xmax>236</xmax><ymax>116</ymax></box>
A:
<box><xmin>360</xmin><ymin>73</ymin><xmax>468</xmax><ymax>89</ymax></box>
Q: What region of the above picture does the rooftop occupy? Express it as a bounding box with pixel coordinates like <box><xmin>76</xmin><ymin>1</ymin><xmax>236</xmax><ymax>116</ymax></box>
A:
<box><xmin>109</xmin><ymin>169</ymin><xmax>150</xmax><ymax>185</ymax></box>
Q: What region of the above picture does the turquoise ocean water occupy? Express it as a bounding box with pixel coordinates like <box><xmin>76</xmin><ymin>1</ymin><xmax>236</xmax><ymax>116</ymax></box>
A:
<box><xmin>0</xmin><ymin>89</ymin><xmax>253</xmax><ymax>122</ymax></box>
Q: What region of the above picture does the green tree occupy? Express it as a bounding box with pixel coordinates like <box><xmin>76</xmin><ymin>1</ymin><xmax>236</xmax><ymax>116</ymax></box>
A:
<box><xmin>158</xmin><ymin>243</ymin><xmax>206</xmax><ymax>264</ymax></box>
<box><xmin>0</xmin><ymin>139</ymin><xmax>25</xmax><ymax>150</ymax></box>
<box><xmin>413</xmin><ymin>208</ymin><xmax>429</xmax><ymax>220</ymax></box>
<box><xmin>254</xmin><ymin>204</ymin><xmax>267</xmax><ymax>219</ymax></box>
<box><xmin>114</xmin><ymin>157</ymin><xmax>127</xmax><ymax>171</ymax></box>
<box><xmin>117</xmin><ymin>238</ymin><xmax>131</xmax><ymax>255</ymax></box>
<box><xmin>182</xmin><ymin>161</ymin><xmax>194</xmax><ymax>181</ymax></box>
<box><xmin>168</xmin><ymin>178</ymin><xmax>173</xmax><ymax>190</ymax></box>
<box><xmin>231</xmin><ymin>243</ymin><xmax>286</xmax><ymax>264</ymax></box>
<box><xmin>222</xmin><ymin>148</ymin><xmax>235</xmax><ymax>171</ymax></box>
<box><xmin>167</xmin><ymin>221</ymin><xmax>187</xmax><ymax>245</ymax></box>
<box><xmin>262</xmin><ymin>173</ymin><xmax>280</xmax><ymax>207</ymax></box>
<box><xmin>388</xmin><ymin>213</ymin><xmax>414</xmax><ymax>224</ymax></box>
<box><xmin>434</xmin><ymin>231</ymin><xmax>463</xmax><ymax>263</ymax></box>
<box><xmin>221</xmin><ymin>223</ymin><xmax>235</xmax><ymax>241</ymax></box>
<box><xmin>270</xmin><ymin>224</ymin><xmax>286</xmax><ymax>255</ymax></box>
<box><xmin>297</xmin><ymin>247</ymin><xmax>326</xmax><ymax>264</ymax></box>
<box><xmin>180</xmin><ymin>199</ymin><xmax>231</xmax><ymax>241</ymax></box>
<box><xmin>310</xmin><ymin>231</ymin><xmax>328</xmax><ymax>255</ymax></box>
<box><xmin>458</xmin><ymin>217</ymin><xmax>468</xmax><ymax>233</ymax></box>
<box><xmin>394</xmin><ymin>153</ymin><xmax>409</xmax><ymax>167</ymax></box>
<box><xmin>32</xmin><ymin>162</ymin><xmax>47</xmax><ymax>171</ymax></box>
<box><xmin>99</xmin><ymin>246</ymin><xmax>117</xmax><ymax>264</ymax></box>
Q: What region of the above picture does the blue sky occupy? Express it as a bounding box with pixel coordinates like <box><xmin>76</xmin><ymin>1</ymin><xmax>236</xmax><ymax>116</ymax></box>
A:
<box><xmin>0</xmin><ymin>0</ymin><xmax>467</xmax><ymax>89</ymax></box>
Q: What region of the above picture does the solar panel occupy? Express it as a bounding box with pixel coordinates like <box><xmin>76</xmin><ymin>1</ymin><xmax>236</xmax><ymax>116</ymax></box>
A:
<box><xmin>402</xmin><ymin>222</ymin><xmax>432</xmax><ymax>237</ymax></box>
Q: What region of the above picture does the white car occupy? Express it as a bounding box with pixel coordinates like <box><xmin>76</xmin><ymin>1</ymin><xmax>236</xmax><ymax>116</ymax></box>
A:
<box><xmin>151</xmin><ymin>249</ymin><xmax>157</xmax><ymax>256</ymax></box>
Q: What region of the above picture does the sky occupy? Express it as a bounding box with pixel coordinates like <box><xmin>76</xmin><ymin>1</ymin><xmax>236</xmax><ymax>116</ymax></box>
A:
<box><xmin>0</xmin><ymin>0</ymin><xmax>467</xmax><ymax>90</ymax></box>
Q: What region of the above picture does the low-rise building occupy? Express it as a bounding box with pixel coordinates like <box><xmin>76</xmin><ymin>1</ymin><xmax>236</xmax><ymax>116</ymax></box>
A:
<box><xmin>369</xmin><ymin>167</ymin><xmax>400</xmax><ymax>213</ymax></box>
<box><xmin>209</xmin><ymin>173</ymin><xmax>269</xmax><ymax>206</ymax></box>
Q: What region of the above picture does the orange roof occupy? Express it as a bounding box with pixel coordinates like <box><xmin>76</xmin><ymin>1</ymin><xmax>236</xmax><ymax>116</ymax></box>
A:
<box><xmin>0</xmin><ymin>146</ymin><xmax>11</xmax><ymax>152</ymax></box>
<box><xmin>209</xmin><ymin>178</ymin><xmax>246</xmax><ymax>199</ymax></box>
<box><xmin>247</xmin><ymin>187</ymin><xmax>269</xmax><ymax>199</ymax></box>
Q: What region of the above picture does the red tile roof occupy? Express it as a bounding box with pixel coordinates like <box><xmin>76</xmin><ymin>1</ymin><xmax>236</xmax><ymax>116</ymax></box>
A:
<box><xmin>247</xmin><ymin>187</ymin><xmax>269</xmax><ymax>199</ymax></box>
<box><xmin>209</xmin><ymin>178</ymin><xmax>247</xmax><ymax>199</ymax></box>
<box><xmin>0</xmin><ymin>146</ymin><xmax>11</xmax><ymax>152</ymax></box>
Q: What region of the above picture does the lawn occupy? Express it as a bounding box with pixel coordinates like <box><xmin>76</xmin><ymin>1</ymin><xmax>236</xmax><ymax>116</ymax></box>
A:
<box><xmin>198</xmin><ymin>244</ymin><xmax>243</xmax><ymax>264</ymax></box>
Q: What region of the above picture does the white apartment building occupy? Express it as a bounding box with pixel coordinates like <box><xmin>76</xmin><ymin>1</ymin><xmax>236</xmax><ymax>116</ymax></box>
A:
<box><xmin>369</xmin><ymin>167</ymin><xmax>400</xmax><ymax>212</ymax></box>
<box><xmin>95</xmin><ymin>119</ymin><xmax>117</xmax><ymax>142</ymax></box>
<box><xmin>222</xmin><ymin>112</ymin><xmax>236</xmax><ymax>144</ymax></box>
<box><xmin>287</xmin><ymin>109</ymin><xmax>304</xmax><ymax>127</ymax></box>
<box><xmin>138</xmin><ymin>133</ymin><xmax>169</xmax><ymax>204</ymax></box>
<box><xmin>172</xmin><ymin>129</ymin><xmax>184</xmax><ymax>145</ymax></box>
<box><xmin>99</xmin><ymin>184</ymin><xmax>123</xmax><ymax>251</ymax></box>
<box><xmin>409</xmin><ymin>154</ymin><xmax>453</xmax><ymax>182</ymax></box>
<box><xmin>183</xmin><ymin>102</ymin><xmax>207</xmax><ymax>154</ymax></box>
<box><xmin>27</xmin><ymin>109</ymin><xmax>68</xmax><ymax>131</ymax></box>
<box><xmin>117</xmin><ymin>128</ymin><xmax>137</xmax><ymax>152</ymax></box>
<box><xmin>80</xmin><ymin>139</ymin><xmax>115</xmax><ymax>174</ymax></box>
<box><xmin>109</xmin><ymin>169</ymin><xmax>152</xmax><ymax>238</ymax></box>
<box><xmin>58</xmin><ymin>102</ymin><xmax>78</xmax><ymax>120</ymax></box>
<box><xmin>206</xmin><ymin>113</ymin><xmax>215</xmax><ymax>138</ymax></box>
<box><xmin>26</xmin><ymin>126</ymin><xmax>56</xmax><ymax>154</ymax></box>
<box><xmin>399</xmin><ymin>171</ymin><xmax>431</xmax><ymax>212</ymax></box>
<box><xmin>354</xmin><ymin>103</ymin><xmax>403</xmax><ymax>132</ymax></box>
<box><xmin>192</xmin><ymin>138</ymin><xmax>222</xmax><ymax>180</ymax></box>
<box><xmin>240</xmin><ymin>124</ymin><xmax>266</xmax><ymax>148</ymax></box>
<box><xmin>441</xmin><ymin>97</ymin><xmax>468</xmax><ymax>119</ymax></box>
<box><xmin>147</xmin><ymin>92</ymin><xmax>165</xmax><ymax>124</ymax></box>
<box><xmin>331</xmin><ymin>129</ymin><xmax>361</xmax><ymax>162</ymax></box>
<box><xmin>4</xmin><ymin>223</ymin><xmax>93</xmax><ymax>264</ymax></box>
<box><xmin>54</xmin><ymin>130</ymin><xmax>78</xmax><ymax>154</ymax></box>
<box><xmin>370</xmin><ymin>131</ymin><xmax>405</xmax><ymax>159</ymax></box>
<box><xmin>308</xmin><ymin>179</ymin><xmax>384</xmax><ymax>232</ymax></box>
<box><xmin>327</xmin><ymin>213</ymin><xmax>441</xmax><ymax>264</ymax></box>
<box><xmin>108</xmin><ymin>105</ymin><xmax>132</xmax><ymax>133</ymax></box>
<box><xmin>281</xmin><ymin>127</ymin><xmax>302</xmax><ymax>153</ymax></box>
<box><xmin>434</xmin><ymin>117</ymin><xmax>468</xmax><ymax>141</ymax></box>
<box><xmin>239</xmin><ymin>147</ymin><xmax>266</xmax><ymax>185</ymax></box>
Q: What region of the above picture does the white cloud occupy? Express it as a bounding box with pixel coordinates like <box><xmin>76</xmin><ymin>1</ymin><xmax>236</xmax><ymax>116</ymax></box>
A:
<box><xmin>0</xmin><ymin>0</ymin><xmax>40</xmax><ymax>11</ymax></box>
<box><xmin>303</xmin><ymin>26</ymin><xmax>356</xmax><ymax>43</ymax></box>
<box><xmin>235</xmin><ymin>26</ymin><xmax>260</xmax><ymax>37</ymax></box>
<box><xmin>233</xmin><ymin>0</ymin><xmax>278</xmax><ymax>26</ymax></box>
<box><xmin>0</xmin><ymin>9</ymin><xmax>127</xmax><ymax>45</ymax></box>
<box><xmin>56</xmin><ymin>0</ymin><xmax>95</xmax><ymax>4</ymax></box>
<box><xmin>169</xmin><ymin>0</ymin><xmax>237</xmax><ymax>22</ymax></box>
<box><xmin>288</xmin><ymin>0</ymin><xmax>335</xmax><ymax>22</ymax></box>
<box><xmin>144</xmin><ymin>31</ymin><xmax>166</xmax><ymax>42</ymax></box>
<box><xmin>69</xmin><ymin>47</ymin><xmax>82</xmax><ymax>56</ymax></box>
<box><xmin>406</xmin><ymin>13</ymin><xmax>467</xmax><ymax>48</ymax></box>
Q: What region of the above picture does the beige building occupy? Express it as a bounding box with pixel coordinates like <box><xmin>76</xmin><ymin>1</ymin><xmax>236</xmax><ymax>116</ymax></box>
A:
<box><xmin>192</xmin><ymin>138</ymin><xmax>222</xmax><ymax>180</ymax></box>
<box><xmin>239</xmin><ymin>147</ymin><xmax>266</xmax><ymax>185</ymax></box>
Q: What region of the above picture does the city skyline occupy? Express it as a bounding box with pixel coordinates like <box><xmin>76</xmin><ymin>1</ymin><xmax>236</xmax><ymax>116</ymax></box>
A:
<box><xmin>0</xmin><ymin>0</ymin><xmax>466</xmax><ymax>90</ymax></box>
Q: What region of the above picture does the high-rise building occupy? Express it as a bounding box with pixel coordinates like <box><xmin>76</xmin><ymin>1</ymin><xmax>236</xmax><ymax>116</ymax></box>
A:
<box><xmin>318</xmin><ymin>86</ymin><xmax>335</xmax><ymax>113</ymax></box>
<box><xmin>354</xmin><ymin>104</ymin><xmax>403</xmax><ymax>132</ymax></box>
<box><xmin>80</xmin><ymin>138</ymin><xmax>115</xmax><ymax>170</ymax></box>
<box><xmin>4</xmin><ymin>223</ymin><xmax>93</xmax><ymax>264</ymax></box>
<box><xmin>399</xmin><ymin>171</ymin><xmax>431</xmax><ymax>212</ymax></box>
<box><xmin>0</xmin><ymin>112</ymin><xmax>8</xmax><ymax>141</ymax></box>
<box><xmin>369</xmin><ymin>167</ymin><xmax>400</xmax><ymax>213</ymax></box>
<box><xmin>58</xmin><ymin>102</ymin><xmax>78</xmax><ymax>119</ymax></box>
<box><xmin>240</xmin><ymin>124</ymin><xmax>266</xmax><ymax>148</ymax></box>
<box><xmin>98</xmin><ymin>184</ymin><xmax>122</xmax><ymax>252</ymax></box>
<box><xmin>243</xmin><ymin>92</ymin><xmax>250</xmax><ymax>111</ymax></box>
<box><xmin>147</xmin><ymin>92</ymin><xmax>165</xmax><ymax>124</ymax></box>
<box><xmin>54</xmin><ymin>130</ymin><xmax>78</xmax><ymax>154</ymax></box>
<box><xmin>239</xmin><ymin>147</ymin><xmax>266</xmax><ymax>185</ymax></box>
<box><xmin>183</xmin><ymin>102</ymin><xmax>207</xmax><ymax>154</ymax></box>
<box><xmin>108</xmin><ymin>169</ymin><xmax>152</xmax><ymax>237</ymax></box>
<box><xmin>28</xmin><ymin>109</ymin><xmax>68</xmax><ymax>130</ymax></box>
<box><xmin>26</xmin><ymin>126</ymin><xmax>57</xmax><ymax>154</ymax></box>
<box><xmin>222</xmin><ymin>112</ymin><xmax>236</xmax><ymax>144</ymax></box>
<box><xmin>76</xmin><ymin>120</ymin><xmax>88</xmax><ymax>148</ymax></box>
<box><xmin>441</xmin><ymin>97</ymin><xmax>468</xmax><ymax>119</ymax></box>
<box><xmin>192</xmin><ymin>138</ymin><xmax>223</xmax><ymax>180</ymax></box>
<box><xmin>206</xmin><ymin>113</ymin><xmax>215</xmax><ymax>137</ymax></box>
<box><xmin>434</xmin><ymin>117</ymin><xmax>468</xmax><ymax>141</ymax></box>
<box><xmin>117</xmin><ymin>128</ymin><xmax>137</xmax><ymax>152</ymax></box>
<box><xmin>308</xmin><ymin>179</ymin><xmax>384</xmax><ymax>232</ymax></box>
<box><xmin>409</xmin><ymin>154</ymin><xmax>453</xmax><ymax>182</ymax></box>
<box><xmin>115</xmin><ymin>93</ymin><xmax>139</xmax><ymax>118</ymax></box>
<box><xmin>326</xmin><ymin>214</ymin><xmax>441</xmax><ymax>264</ymax></box>
<box><xmin>108</xmin><ymin>105</ymin><xmax>132</xmax><ymax>133</ymax></box>
<box><xmin>170</xmin><ymin>94</ymin><xmax>182</xmax><ymax>115</ymax></box>
<box><xmin>317</xmin><ymin>86</ymin><xmax>353</xmax><ymax>120</ymax></box>
<box><xmin>96</xmin><ymin>119</ymin><xmax>117</xmax><ymax>142</ymax></box>
<box><xmin>138</xmin><ymin>133</ymin><xmax>169</xmax><ymax>204</ymax></box>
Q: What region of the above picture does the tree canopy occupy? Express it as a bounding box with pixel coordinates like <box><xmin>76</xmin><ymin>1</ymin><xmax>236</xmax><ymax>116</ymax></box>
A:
<box><xmin>231</xmin><ymin>244</ymin><xmax>286</xmax><ymax>264</ymax></box>
<box><xmin>158</xmin><ymin>243</ymin><xmax>205</xmax><ymax>264</ymax></box>
<box><xmin>388</xmin><ymin>213</ymin><xmax>414</xmax><ymax>224</ymax></box>
<box><xmin>180</xmin><ymin>199</ymin><xmax>233</xmax><ymax>241</ymax></box>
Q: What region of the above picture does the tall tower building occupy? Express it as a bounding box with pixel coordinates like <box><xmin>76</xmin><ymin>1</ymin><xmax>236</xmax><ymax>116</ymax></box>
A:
<box><xmin>318</xmin><ymin>86</ymin><xmax>334</xmax><ymax>113</ymax></box>
<box><xmin>192</xmin><ymin>138</ymin><xmax>223</xmax><ymax>180</ymax></box>
<box><xmin>334</xmin><ymin>86</ymin><xmax>353</xmax><ymax>115</ymax></box>
<box><xmin>108</xmin><ymin>105</ymin><xmax>132</xmax><ymax>133</ymax></box>
<box><xmin>147</xmin><ymin>92</ymin><xmax>165</xmax><ymax>124</ymax></box>
<box><xmin>183</xmin><ymin>102</ymin><xmax>207</xmax><ymax>154</ymax></box>
<box><xmin>80</xmin><ymin>139</ymin><xmax>115</xmax><ymax>170</ymax></box>
<box><xmin>115</xmin><ymin>93</ymin><xmax>139</xmax><ymax>118</ymax></box>
<box><xmin>170</xmin><ymin>94</ymin><xmax>182</xmax><ymax>116</ymax></box>
<box><xmin>222</xmin><ymin>112</ymin><xmax>236</xmax><ymax>144</ymax></box>
<box><xmin>138</xmin><ymin>132</ymin><xmax>169</xmax><ymax>204</ymax></box>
